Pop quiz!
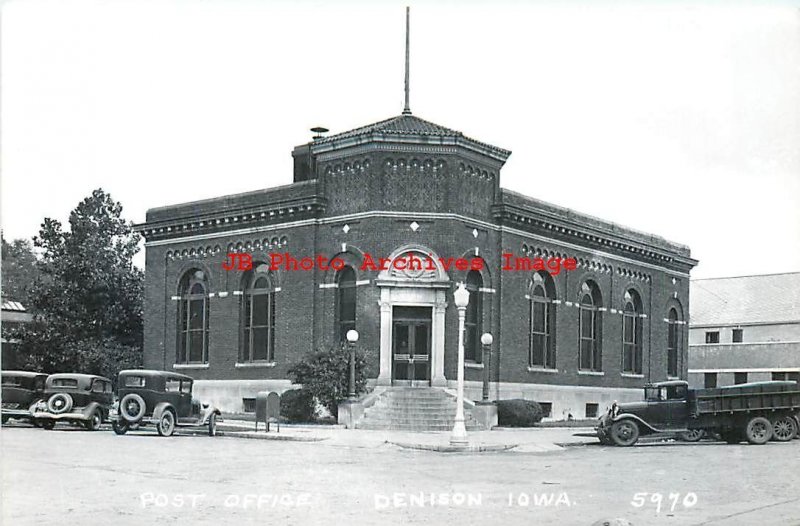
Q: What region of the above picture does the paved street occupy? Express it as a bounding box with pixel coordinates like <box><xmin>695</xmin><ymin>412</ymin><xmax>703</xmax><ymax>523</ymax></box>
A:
<box><xmin>2</xmin><ymin>425</ymin><xmax>799</xmax><ymax>526</ymax></box>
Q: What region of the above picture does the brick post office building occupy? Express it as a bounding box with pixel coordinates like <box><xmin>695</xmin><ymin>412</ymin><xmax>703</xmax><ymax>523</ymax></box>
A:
<box><xmin>138</xmin><ymin>112</ymin><xmax>697</xmax><ymax>420</ymax></box>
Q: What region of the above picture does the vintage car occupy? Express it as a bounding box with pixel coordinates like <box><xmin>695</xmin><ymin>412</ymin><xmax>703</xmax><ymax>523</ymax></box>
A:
<box><xmin>1</xmin><ymin>371</ymin><xmax>48</xmax><ymax>425</ymax></box>
<box><xmin>110</xmin><ymin>370</ymin><xmax>221</xmax><ymax>437</ymax></box>
<box><xmin>31</xmin><ymin>373</ymin><xmax>114</xmax><ymax>430</ymax></box>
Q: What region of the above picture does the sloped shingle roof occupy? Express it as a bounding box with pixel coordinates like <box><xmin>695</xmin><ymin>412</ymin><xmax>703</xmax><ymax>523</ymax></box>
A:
<box><xmin>690</xmin><ymin>272</ymin><xmax>800</xmax><ymax>326</ymax></box>
<box><xmin>312</xmin><ymin>114</ymin><xmax>510</xmax><ymax>157</ymax></box>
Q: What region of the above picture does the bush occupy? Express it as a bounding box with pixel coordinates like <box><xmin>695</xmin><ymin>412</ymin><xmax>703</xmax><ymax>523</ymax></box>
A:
<box><xmin>496</xmin><ymin>399</ymin><xmax>544</xmax><ymax>427</ymax></box>
<box><xmin>280</xmin><ymin>389</ymin><xmax>315</xmax><ymax>423</ymax></box>
<box><xmin>287</xmin><ymin>344</ymin><xmax>371</xmax><ymax>415</ymax></box>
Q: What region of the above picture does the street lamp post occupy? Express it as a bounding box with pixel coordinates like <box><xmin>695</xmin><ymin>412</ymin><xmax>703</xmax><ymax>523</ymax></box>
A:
<box><xmin>451</xmin><ymin>282</ymin><xmax>470</xmax><ymax>447</ymax></box>
<box><xmin>480</xmin><ymin>332</ymin><xmax>493</xmax><ymax>402</ymax></box>
<box><xmin>346</xmin><ymin>329</ymin><xmax>359</xmax><ymax>400</ymax></box>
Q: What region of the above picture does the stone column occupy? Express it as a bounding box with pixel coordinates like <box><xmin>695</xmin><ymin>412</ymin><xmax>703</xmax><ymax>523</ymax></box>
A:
<box><xmin>377</xmin><ymin>296</ymin><xmax>393</xmax><ymax>386</ymax></box>
<box><xmin>431</xmin><ymin>292</ymin><xmax>447</xmax><ymax>387</ymax></box>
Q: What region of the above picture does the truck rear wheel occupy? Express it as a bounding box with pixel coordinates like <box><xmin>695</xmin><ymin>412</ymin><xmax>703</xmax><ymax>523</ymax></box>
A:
<box><xmin>610</xmin><ymin>419</ymin><xmax>640</xmax><ymax>447</ymax></box>
<box><xmin>745</xmin><ymin>417</ymin><xmax>773</xmax><ymax>445</ymax></box>
<box><xmin>772</xmin><ymin>416</ymin><xmax>798</xmax><ymax>442</ymax></box>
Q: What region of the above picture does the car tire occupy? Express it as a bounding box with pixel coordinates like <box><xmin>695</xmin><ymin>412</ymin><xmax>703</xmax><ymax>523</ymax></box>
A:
<box><xmin>208</xmin><ymin>413</ymin><xmax>217</xmax><ymax>437</ymax></box>
<box><xmin>112</xmin><ymin>420</ymin><xmax>129</xmax><ymax>435</ymax></box>
<box><xmin>772</xmin><ymin>415</ymin><xmax>798</xmax><ymax>442</ymax></box>
<box><xmin>679</xmin><ymin>429</ymin><xmax>705</xmax><ymax>442</ymax></box>
<box><xmin>85</xmin><ymin>409</ymin><xmax>103</xmax><ymax>431</ymax></box>
<box><xmin>120</xmin><ymin>393</ymin><xmax>146</xmax><ymax>423</ymax></box>
<box><xmin>745</xmin><ymin>417</ymin><xmax>773</xmax><ymax>445</ymax></box>
<box><xmin>610</xmin><ymin>419</ymin><xmax>640</xmax><ymax>447</ymax></box>
<box><xmin>157</xmin><ymin>410</ymin><xmax>175</xmax><ymax>437</ymax></box>
<box><xmin>41</xmin><ymin>420</ymin><xmax>55</xmax><ymax>430</ymax></box>
<box><xmin>47</xmin><ymin>393</ymin><xmax>73</xmax><ymax>414</ymax></box>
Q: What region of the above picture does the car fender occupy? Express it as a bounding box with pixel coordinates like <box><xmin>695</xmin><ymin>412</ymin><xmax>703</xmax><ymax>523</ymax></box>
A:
<box><xmin>81</xmin><ymin>401</ymin><xmax>106</xmax><ymax>420</ymax></box>
<box><xmin>612</xmin><ymin>413</ymin><xmax>660</xmax><ymax>433</ymax></box>
<box><xmin>200</xmin><ymin>405</ymin><xmax>221</xmax><ymax>425</ymax></box>
<box><xmin>152</xmin><ymin>402</ymin><xmax>176</xmax><ymax>421</ymax></box>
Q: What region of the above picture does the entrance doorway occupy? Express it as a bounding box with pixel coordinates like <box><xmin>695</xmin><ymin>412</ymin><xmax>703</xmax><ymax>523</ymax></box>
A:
<box><xmin>392</xmin><ymin>306</ymin><xmax>432</xmax><ymax>386</ymax></box>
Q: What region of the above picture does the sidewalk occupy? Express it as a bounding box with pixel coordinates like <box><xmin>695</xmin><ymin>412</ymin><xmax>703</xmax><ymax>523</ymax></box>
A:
<box><xmin>209</xmin><ymin>419</ymin><xmax>599</xmax><ymax>452</ymax></box>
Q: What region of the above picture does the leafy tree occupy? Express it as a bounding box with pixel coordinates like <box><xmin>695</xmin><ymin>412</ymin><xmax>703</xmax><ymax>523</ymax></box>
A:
<box><xmin>1</xmin><ymin>235</ymin><xmax>40</xmax><ymax>304</ymax></box>
<box><xmin>287</xmin><ymin>343</ymin><xmax>371</xmax><ymax>415</ymax></box>
<box><xmin>14</xmin><ymin>189</ymin><xmax>143</xmax><ymax>378</ymax></box>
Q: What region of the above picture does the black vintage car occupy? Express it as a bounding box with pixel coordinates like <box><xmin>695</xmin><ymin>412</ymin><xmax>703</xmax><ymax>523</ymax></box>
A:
<box><xmin>111</xmin><ymin>370</ymin><xmax>221</xmax><ymax>437</ymax></box>
<box><xmin>1</xmin><ymin>371</ymin><xmax>48</xmax><ymax>425</ymax></box>
<box><xmin>31</xmin><ymin>373</ymin><xmax>114</xmax><ymax>430</ymax></box>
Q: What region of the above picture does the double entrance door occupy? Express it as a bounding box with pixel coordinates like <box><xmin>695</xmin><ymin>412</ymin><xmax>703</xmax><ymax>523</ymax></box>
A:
<box><xmin>392</xmin><ymin>306</ymin><xmax>432</xmax><ymax>386</ymax></box>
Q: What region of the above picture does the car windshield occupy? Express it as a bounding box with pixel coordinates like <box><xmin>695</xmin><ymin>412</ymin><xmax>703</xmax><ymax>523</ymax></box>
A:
<box><xmin>644</xmin><ymin>387</ymin><xmax>663</xmax><ymax>401</ymax></box>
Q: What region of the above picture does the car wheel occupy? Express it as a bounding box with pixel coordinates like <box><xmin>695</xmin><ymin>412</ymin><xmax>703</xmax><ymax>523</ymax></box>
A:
<box><xmin>120</xmin><ymin>393</ymin><xmax>146</xmax><ymax>423</ymax></box>
<box><xmin>112</xmin><ymin>420</ymin><xmax>129</xmax><ymax>435</ymax></box>
<box><xmin>208</xmin><ymin>413</ymin><xmax>217</xmax><ymax>437</ymax></box>
<box><xmin>610</xmin><ymin>419</ymin><xmax>640</xmax><ymax>447</ymax></box>
<box><xmin>41</xmin><ymin>420</ymin><xmax>55</xmax><ymax>430</ymax></box>
<box><xmin>1</xmin><ymin>415</ymin><xmax>8</xmax><ymax>425</ymax></box>
<box><xmin>679</xmin><ymin>429</ymin><xmax>705</xmax><ymax>442</ymax></box>
<box><xmin>745</xmin><ymin>417</ymin><xmax>773</xmax><ymax>445</ymax></box>
<box><xmin>772</xmin><ymin>415</ymin><xmax>798</xmax><ymax>442</ymax></box>
<box><xmin>85</xmin><ymin>409</ymin><xmax>103</xmax><ymax>431</ymax></box>
<box><xmin>47</xmin><ymin>393</ymin><xmax>73</xmax><ymax>414</ymax></box>
<box><xmin>157</xmin><ymin>410</ymin><xmax>175</xmax><ymax>437</ymax></box>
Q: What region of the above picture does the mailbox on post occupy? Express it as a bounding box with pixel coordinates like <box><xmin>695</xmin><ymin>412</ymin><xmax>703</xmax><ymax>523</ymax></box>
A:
<box><xmin>255</xmin><ymin>391</ymin><xmax>281</xmax><ymax>432</ymax></box>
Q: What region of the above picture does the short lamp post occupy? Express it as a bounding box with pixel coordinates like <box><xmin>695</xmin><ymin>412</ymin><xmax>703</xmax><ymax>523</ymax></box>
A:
<box><xmin>346</xmin><ymin>329</ymin><xmax>359</xmax><ymax>400</ymax></box>
<box><xmin>451</xmin><ymin>282</ymin><xmax>470</xmax><ymax>447</ymax></box>
<box><xmin>480</xmin><ymin>332</ymin><xmax>493</xmax><ymax>402</ymax></box>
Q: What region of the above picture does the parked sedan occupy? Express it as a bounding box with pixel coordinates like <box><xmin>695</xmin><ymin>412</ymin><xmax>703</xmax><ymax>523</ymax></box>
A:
<box><xmin>31</xmin><ymin>374</ymin><xmax>113</xmax><ymax>430</ymax></box>
<box><xmin>1</xmin><ymin>371</ymin><xmax>48</xmax><ymax>425</ymax></box>
<box><xmin>111</xmin><ymin>370</ymin><xmax>220</xmax><ymax>437</ymax></box>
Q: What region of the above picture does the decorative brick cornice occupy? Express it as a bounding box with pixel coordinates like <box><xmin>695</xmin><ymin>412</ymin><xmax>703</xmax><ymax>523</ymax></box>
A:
<box><xmin>136</xmin><ymin>198</ymin><xmax>325</xmax><ymax>242</ymax></box>
<box><xmin>495</xmin><ymin>199</ymin><xmax>697</xmax><ymax>273</ymax></box>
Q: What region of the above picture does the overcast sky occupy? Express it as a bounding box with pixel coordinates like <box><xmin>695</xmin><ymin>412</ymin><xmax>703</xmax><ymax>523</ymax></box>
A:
<box><xmin>2</xmin><ymin>0</ymin><xmax>799</xmax><ymax>279</ymax></box>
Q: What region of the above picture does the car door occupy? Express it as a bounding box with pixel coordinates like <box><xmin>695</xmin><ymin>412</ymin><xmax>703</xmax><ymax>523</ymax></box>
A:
<box><xmin>665</xmin><ymin>385</ymin><xmax>689</xmax><ymax>429</ymax></box>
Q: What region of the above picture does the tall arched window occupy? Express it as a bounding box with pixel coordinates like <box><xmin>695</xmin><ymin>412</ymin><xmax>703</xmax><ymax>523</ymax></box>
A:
<box><xmin>578</xmin><ymin>281</ymin><xmax>603</xmax><ymax>372</ymax></box>
<box><xmin>177</xmin><ymin>270</ymin><xmax>208</xmax><ymax>364</ymax></box>
<box><xmin>667</xmin><ymin>307</ymin><xmax>681</xmax><ymax>377</ymax></box>
<box><xmin>241</xmin><ymin>264</ymin><xmax>276</xmax><ymax>363</ymax></box>
<box><xmin>464</xmin><ymin>270</ymin><xmax>483</xmax><ymax>362</ymax></box>
<box><xmin>336</xmin><ymin>266</ymin><xmax>356</xmax><ymax>342</ymax></box>
<box><xmin>529</xmin><ymin>271</ymin><xmax>556</xmax><ymax>369</ymax></box>
<box><xmin>622</xmin><ymin>290</ymin><xmax>643</xmax><ymax>374</ymax></box>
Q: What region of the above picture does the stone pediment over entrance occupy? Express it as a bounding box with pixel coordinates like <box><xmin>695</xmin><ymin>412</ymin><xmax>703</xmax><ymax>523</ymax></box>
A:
<box><xmin>375</xmin><ymin>245</ymin><xmax>451</xmax><ymax>288</ymax></box>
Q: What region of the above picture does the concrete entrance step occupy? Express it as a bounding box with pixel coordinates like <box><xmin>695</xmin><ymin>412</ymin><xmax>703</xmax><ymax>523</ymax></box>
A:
<box><xmin>355</xmin><ymin>387</ymin><xmax>485</xmax><ymax>432</ymax></box>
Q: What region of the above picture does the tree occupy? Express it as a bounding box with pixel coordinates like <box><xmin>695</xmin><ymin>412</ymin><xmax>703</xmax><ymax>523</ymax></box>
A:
<box><xmin>14</xmin><ymin>189</ymin><xmax>144</xmax><ymax>378</ymax></box>
<box><xmin>1</xmin><ymin>235</ymin><xmax>40</xmax><ymax>304</ymax></box>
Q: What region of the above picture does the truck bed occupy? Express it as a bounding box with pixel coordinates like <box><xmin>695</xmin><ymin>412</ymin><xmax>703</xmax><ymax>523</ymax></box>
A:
<box><xmin>691</xmin><ymin>381</ymin><xmax>800</xmax><ymax>416</ymax></box>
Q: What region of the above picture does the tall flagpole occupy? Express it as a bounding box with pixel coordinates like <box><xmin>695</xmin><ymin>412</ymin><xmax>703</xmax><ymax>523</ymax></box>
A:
<box><xmin>403</xmin><ymin>6</ymin><xmax>412</xmax><ymax>115</ymax></box>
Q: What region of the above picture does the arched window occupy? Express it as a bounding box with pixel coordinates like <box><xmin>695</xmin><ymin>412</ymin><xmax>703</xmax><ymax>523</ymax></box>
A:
<box><xmin>622</xmin><ymin>290</ymin><xmax>643</xmax><ymax>374</ymax></box>
<box><xmin>464</xmin><ymin>270</ymin><xmax>483</xmax><ymax>362</ymax></box>
<box><xmin>578</xmin><ymin>281</ymin><xmax>603</xmax><ymax>372</ymax></box>
<box><xmin>177</xmin><ymin>270</ymin><xmax>208</xmax><ymax>364</ymax></box>
<box><xmin>529</xmin><ymin>271</ymin><xmax>556</xmax><ymax>369</ymax></box>
<box><xmin>241</xmin><ymin>264</ymin><xmax>276</xmax><ymax>363</ymax></box>
<box><xmin>336</xmin><ymin>266</ymin><xmax>356</xmax><ymax>342</ymax></box>
<box><xmin>667</xmin><ymin>307</ymin><xmax>681</xmax><ymax>377</ymax></box>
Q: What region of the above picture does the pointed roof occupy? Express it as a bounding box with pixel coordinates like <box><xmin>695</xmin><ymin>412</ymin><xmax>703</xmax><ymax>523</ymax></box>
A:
<box><xmin>309</xmin><ymin>114</ymin><xmax>511</xmax><ymax>163</ymax></box>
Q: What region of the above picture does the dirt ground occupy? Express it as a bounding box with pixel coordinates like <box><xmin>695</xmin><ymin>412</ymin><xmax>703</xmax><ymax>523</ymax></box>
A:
<box><xmin>2</xmin><ymin>425</ymin><xmax>799</xmax><ymax>525</ymax></box>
